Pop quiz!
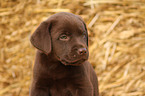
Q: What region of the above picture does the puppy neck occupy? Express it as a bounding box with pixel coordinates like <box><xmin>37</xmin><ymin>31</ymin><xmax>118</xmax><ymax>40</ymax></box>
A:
<box><xmin>36</xmin><ymin>50</ymin><xmax>60</xmax><ymax>64</ymax></box>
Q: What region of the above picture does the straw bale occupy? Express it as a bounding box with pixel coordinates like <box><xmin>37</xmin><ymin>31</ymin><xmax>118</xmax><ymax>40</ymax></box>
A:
<box><xmin>0</xmin><ymin>0</ymin><xmax>145</xmax><ymax>96</ymax></box>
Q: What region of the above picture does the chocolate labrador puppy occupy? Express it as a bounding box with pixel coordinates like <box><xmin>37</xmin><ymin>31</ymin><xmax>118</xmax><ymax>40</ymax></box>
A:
<box><xmin>30</xmin><ymin>12</ymin><xmax>99</xmax><ymax>96</ymax></box>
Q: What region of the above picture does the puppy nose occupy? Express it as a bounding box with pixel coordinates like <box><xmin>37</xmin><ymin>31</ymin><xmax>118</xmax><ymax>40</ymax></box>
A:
<box><xmin>77</xmin><ymin>48</ymin><xmax>87</xmax><ymax>55</ymax></box>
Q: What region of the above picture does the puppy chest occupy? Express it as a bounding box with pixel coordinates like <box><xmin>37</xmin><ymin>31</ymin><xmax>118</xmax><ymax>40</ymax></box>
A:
<box><xmin>49</xmin><ymin>79</ymin><xmax>93</xmax><ymax>96</ymax></box>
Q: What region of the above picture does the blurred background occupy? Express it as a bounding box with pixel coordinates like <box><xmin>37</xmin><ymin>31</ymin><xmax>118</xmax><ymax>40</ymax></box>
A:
<box><xmin>0</xmin><ymin>0</ymin><xmax>145</xmax><ymax>96</ymax></box>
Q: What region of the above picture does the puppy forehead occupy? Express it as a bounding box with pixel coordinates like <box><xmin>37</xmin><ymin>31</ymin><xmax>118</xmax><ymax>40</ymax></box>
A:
<box><xmin>51</xmin><ymin>15</ymin><xmax>85</xmax><ymax>36</ymax></box>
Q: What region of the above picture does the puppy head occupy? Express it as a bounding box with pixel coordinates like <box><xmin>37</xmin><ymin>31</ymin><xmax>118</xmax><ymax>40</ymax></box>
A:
<box><xmin>30</xmin><ymin>12</ymin><xmax>89</xmax><ymax>66</ymax></box>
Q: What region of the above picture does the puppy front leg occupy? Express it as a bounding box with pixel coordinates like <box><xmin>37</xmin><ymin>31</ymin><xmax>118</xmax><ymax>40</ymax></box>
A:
<box><xmin>30</xmin><ymin>86</ymin><xmax>50</xmax><ymax>96</ymax></box>
<box><xmin>75</xmin><ymin>88</ymin><xmax>93</xmax><ymax>96</ymax></box>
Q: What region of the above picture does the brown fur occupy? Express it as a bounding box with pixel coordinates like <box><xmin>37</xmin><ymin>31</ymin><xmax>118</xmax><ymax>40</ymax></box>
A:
<box><xmin>30</xmin><ymin>12</ymin><xmax>99</xmax><ymax>96</ymax></box>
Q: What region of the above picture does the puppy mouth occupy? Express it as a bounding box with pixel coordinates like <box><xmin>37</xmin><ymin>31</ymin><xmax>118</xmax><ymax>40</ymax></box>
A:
<box><xmin>55</xmin><ymin>54</ymin><xmax>88</xmax><ymax>66</ymax></box>
<box><xmin>60</xmin><ymin>58</ymin><xmax>87</xmax><ymax>66</ymax></box>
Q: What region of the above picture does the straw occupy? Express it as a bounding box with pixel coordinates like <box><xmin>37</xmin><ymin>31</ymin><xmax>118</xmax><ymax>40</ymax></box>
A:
<box><xmin>0</xmin><ymin>0</ymin><xmax>145</xmax><ymax>96</ymax></box>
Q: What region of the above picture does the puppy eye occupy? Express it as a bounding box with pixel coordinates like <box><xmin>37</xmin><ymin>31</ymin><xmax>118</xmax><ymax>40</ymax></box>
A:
<box><xmin>59</xmin><ymin>35</ymin><xmax>69</xmax><ymax>41</ymax></box>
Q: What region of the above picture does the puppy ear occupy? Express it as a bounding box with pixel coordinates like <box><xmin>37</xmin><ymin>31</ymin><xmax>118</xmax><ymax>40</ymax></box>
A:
<box><xmin>82</xmin><ymin>22</ymin><xmax>88</xmax><ymax>46</ymax></box>
<box><xmin>30</xmin><ymin>21</ymin><xmax>52</xmax><ymax>55</ymax></box>
<box><xmin>76</xmin><ymin>15</ymin><xmax>89</xmax><ymax>46</ymax></box>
